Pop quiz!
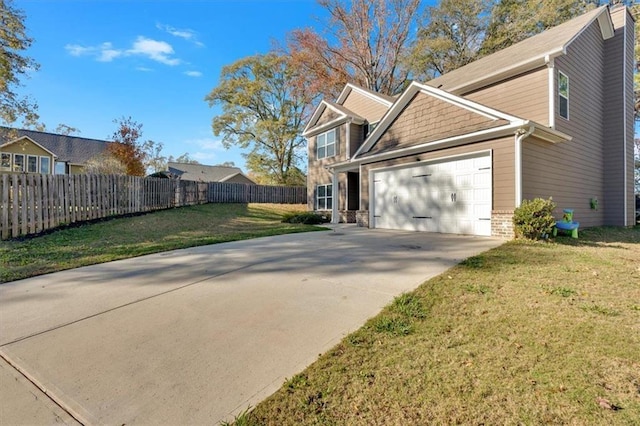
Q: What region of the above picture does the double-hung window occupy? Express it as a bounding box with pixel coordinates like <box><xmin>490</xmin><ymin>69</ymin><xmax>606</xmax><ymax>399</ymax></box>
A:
<box><xmin>13</xmin><ymin>154</ymin><xmax>24</xmax><ymax>172</ymax></box>
<box><xmin>316</xmin><ymin>184</ymin><xmax>332</xmax><ymax>210</ymax></box>
<box><xmin>558</xmin><ymin>71</ymin><xmax>569</xmax><ymax>120</ymax></box>
<box><xmin>40</xmin><ymin>157</ymin><xmax>51</xmax><ymax>174</ymax></box>
<box><xmin>316</xmin><ymin>129</ymin><xmax>336</xmax><ymax>160</ymax></box>
<box><xmin>27</xmin><ymin>155</ymin><xmax>38</xmax><ymax>173</ymax></box>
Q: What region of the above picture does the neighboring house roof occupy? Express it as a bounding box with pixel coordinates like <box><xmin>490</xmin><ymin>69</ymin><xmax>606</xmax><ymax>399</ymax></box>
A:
<box><xmin>426</xmin><ymin>5</ymin><xmax>614</xmax><ymax>94</ymax></box>
<box><xmin>0</xmin><ymin>127</ymin><xmax>109</xmax><ymax>165</ymax></box>
<box><xmin>0</xmin><ymin>135</ymin><xmax>57</xmax><ymax>158</ymax></box>
<box><xmin>167</xmin><ymin>162</ymin><xmax>256</xmax><ymax>184</ymax></box>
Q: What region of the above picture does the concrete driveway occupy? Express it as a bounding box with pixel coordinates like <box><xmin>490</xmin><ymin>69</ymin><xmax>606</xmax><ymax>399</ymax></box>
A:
<box><xmin>0</xmin><ymin>226</ymin><xmax>502</xmax><ymax>425</ymax></box>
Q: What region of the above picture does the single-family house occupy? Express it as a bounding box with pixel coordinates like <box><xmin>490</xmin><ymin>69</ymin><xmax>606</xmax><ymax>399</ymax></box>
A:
<box><xmin>167</xmin><ymin>162</ymin><xmax>256</xmax><ymax>185</ymax></box>
<box><xmin>305</xmin><ymin>5</ymin><xmax>635</xmax><ymax>237</ymax></box>
<box><xmin>0</xmin><ymin>127</ymin><xmax>109</xmax><ymax>174</ymax></box>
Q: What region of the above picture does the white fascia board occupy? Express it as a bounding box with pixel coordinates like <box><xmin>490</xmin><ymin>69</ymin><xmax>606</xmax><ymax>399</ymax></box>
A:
<box><xmin>336</xmin><ymin>83</ymin><xmax>394</xmax><ymax>107</ymax></box>
<box><xmin>354</xmin><ymin>81</ymin><xmax>527</xmax><ymax>158</ymax></box>
<box><xmin>416</xmin><ymin>83</ymin><xmax>523</xmax><ymax>122</ymax></box>
<box><xmin>530</xmin><ymin>124</ymin><xmax>572</xmax><ymax>144</ymax></box>
<box><xmin>353</xmin><ymin>122</ymin><xmax>526</xmax><ymax>165</ymax></box>
<box><xmin>302</xmin><ymin>116</ymin><xmax>348</xmax><ymax>138</ymax></box>
<box><xmin>446</xmin><ymin>53</ymin><xmax>561</xmax><ymax>94</ymax></box>
<box><xmin>565</xmin><ymin>6</ymin><xmax>613</xmax><ymax>49</ymax></box>
<box><xmin>302</xmin><ymin>101</ymin><xmax>347</xmax><ymax>135</ymax></box>
<box><xmin>1</xmin><ymin>136</ymin><xmax>58</xmax><ymax>158</ymax></box>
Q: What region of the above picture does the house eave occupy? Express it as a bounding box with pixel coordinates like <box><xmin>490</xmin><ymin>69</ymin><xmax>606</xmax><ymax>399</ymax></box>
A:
<box><xmin>303</xmin><ymin>116</ymin><xmax>365</xmax><ymax>138</ymax></box>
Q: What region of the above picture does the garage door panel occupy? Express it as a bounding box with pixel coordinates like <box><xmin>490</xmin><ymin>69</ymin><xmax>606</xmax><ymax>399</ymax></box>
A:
<box><xmin>371</xmin><ymin>153</ymin><xmax>492</xmax><ymax>236</ymax></box>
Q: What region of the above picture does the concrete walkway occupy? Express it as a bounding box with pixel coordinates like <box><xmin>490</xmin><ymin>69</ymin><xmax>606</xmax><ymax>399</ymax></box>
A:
<box><xmin>0</xmin><ymin>226</ymin><xmax>502</xmax><ymax>425</ymax></box>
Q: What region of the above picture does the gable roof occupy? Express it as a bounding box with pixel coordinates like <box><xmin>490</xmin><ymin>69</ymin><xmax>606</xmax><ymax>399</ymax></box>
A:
<box><xmin>354</xmin><ymin>81</ymin><xmax>527</xmax><ymax>158</ymax></box>
<box><xmin>336</xmin><ymin>83</ymin><xmax>396</xmax><ymax>106</ymax></box>
<box><xmin>0</xmin><ymin>127</ymin><xmax>109</xmax><ymax>165</ymax></box>
<box><xmin>167</xmin><ymin>162</ymin><xmax>256</xmax><ymax>184</ymax></box>
<box><xmin>426</xmin><ymin>6</ymin><xmax>614</xmax><ymax>94</ymax></box>
<box><xmin>302</xmin><ymin>100</ymin><xmax>365</xmax><ymax>136</ymax></box>
<box><xmin>0</xmin><ymin>135</ymin><xmax>57</xmax><ymax>158</ymax></box>
<box><xmin>330</xmin><ymin>81</ymin><xmax>571</xmax><ymax>168</ymax></box>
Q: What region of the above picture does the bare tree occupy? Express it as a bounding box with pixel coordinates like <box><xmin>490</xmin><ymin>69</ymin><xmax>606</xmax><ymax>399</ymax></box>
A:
<box><xmin>287</xmin><ymin>0</ymin><xmax>420</xmax><ymax>99</ymax></box>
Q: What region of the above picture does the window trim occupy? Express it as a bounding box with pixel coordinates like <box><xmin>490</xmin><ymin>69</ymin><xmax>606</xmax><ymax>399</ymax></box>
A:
<box><xmin>27</xmin><ymin>155</ymin><xmax>38</xmax><ymax>173</ymax></box>
<box><xmin>558</xmin><ymin>71</ymin><xmax>569</xmax><ymax>120</ymax></box>
<box><xmin>40</xmin><ymin>156</ymin><xmax>51</xmax><ymax>174</ymax></box>
<box><xmin>13</xmin><ymin>153</ymin><xmax>25</xmax><ymax>172</ymax></box>
<box><xmin>316</xmin><ymin>128</ymin><xmax>337</xmax><ymax>160</ymax></box>
<box><xmin>316</xmin><ymin>183</ymin><xmax>333</xmax><ymax>211</ymax></box>
<box><xmin>365</xmin><ymin>121</ymin><xmax>379</xmax><ymax>137</ymax></box>
<box><xmin>1</xmin><ymin>152</ymin><xmax>10</xmax><ymax>169</ymax></box>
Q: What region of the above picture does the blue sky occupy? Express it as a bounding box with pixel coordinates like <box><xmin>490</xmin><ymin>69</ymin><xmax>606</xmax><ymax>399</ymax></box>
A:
<box><xmin>16</xmin><ymin>0</ymin><xmax>326</xmax><ymax>171</ymax></box>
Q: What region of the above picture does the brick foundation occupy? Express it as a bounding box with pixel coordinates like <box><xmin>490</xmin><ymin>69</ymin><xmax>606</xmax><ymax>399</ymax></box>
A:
<box><xmin>356</xmin><ymin>210</ymin><xmax>369</xmax><ymax>227</ymax></box>
<box><xmin>338</xmin><ymin>210</ymin><xmax>357</xmax><ymax>223</ymax></box>
<box><xmin>491</xmin><ymin>210</ymin><xmax>514</xmax><ymax>239</ymax></box>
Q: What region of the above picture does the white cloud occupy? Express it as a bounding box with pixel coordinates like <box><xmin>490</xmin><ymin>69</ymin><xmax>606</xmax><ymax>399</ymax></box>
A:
<box><xmin>184</xmin><ymin>71</ymin><xmax>202</xmax><ymax>77</ymax></box>
<box><xmin>65</xmin><ymin>37</ymin><xmax>180</xmax><ymax>66</ymax></box>
<box><xmin>156</xmin><ymin>23</ymin><xmax>205</xmax><ymax>47</ymax></box>
<box><xmin>186</xmin><ymin>138</ymin><xmax>225</xmax><ymax>151</ymax></box>
<box><xmin>127</xmin><ymin>36</ymin><xmax>180</xmax><ymax>66</ymax></box>
<box><xmin>136</xmin><ymin>66</ymin><xmax>153</xmax><ymax>72</ymax></box>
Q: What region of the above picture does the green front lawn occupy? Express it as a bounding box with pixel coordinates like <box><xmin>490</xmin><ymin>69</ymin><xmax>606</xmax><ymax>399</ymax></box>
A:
<box><xmin>0</xmin><ymin>203</ymin><xmax>322</xmax><ymax>283</ymax></box>
<box><xmin>237</xmin><ymin>227</ymin><xmax>640</xmax><ymax>425</ymax></box>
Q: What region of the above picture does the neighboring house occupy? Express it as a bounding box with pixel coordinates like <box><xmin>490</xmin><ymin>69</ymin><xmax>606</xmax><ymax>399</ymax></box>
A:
<box><xmin>0</xmin><ymin>127</ymin><xmax>109</xmax><ymax>174</ymax></box>
<box><xmin>167</xmin><ymin>162</ymin><xmax>256</xmax><ymax>185</ymax></box>
<box><xmin>305</xmin><ymin>5</ymin><xmax>635</xmax><ymax>237</ymax></box>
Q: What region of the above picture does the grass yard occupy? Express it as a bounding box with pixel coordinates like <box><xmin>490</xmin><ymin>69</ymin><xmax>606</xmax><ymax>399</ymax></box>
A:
<box><xmin>236</xmin><ymin>227</ymin><xmax>640</xmax><ymax>425</ymax></box>
<box><xmin>0</xmin><ymin>203</ymin><xmax>322</xmax><ymax>283</ymax></box>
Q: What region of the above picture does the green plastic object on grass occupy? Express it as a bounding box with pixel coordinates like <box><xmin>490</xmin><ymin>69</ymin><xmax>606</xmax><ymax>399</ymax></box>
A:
<box><xmin>553</xmin><ymin>208</ymin><xmax>579</xmax><ymax>238</ymax></box>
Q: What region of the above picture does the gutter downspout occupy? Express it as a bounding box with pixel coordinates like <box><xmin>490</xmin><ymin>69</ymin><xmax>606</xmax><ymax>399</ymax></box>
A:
<box><xmin>515</xmin><ymin>125</ymin><xmax>534</xmax><ymax>207</ymax></box>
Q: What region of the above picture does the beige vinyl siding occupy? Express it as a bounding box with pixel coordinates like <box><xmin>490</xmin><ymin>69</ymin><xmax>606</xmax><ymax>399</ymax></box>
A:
<box><xmin>314</xmin><ymin>108</ymin><xmax>341</xmax><ymax>128</ymax></box>
<box><xmin>602</xmin><ymin>7</ymin><xmax>627</xmax><ymax>225</ymax></box>
<box><xmin>349</xmin><ymin>123</ymin><xmax>364</xmax><ymax>158</ymax></box>
<box><xmin>464</xmin><ymin>67</ymin><xmax>550</xmax><ymax>125</ymax></box>
<box><xmin>224</xmin><ymin>174</ymin><xmax>255</xmax><ymax>185</ymax></box>
<box><xmin>0</xmin><ymin>138</ymin><xmax>55</xmax><ymax>174</ymax></box>
<box><xmin>341</xmin><ymin>90</ymin><xmax>389</xmax><ymax>123</ymax></box>
<box><xmin>306</xmin><ymin>124</ymin><xmax>347</xmax><ymax>211</ymax></box>
<box><xmin>68</xmin><ymin>164</ymin><xmax>85</xmax><ymax>174</ymax></box>
<box><xmin>367</xmin><ymin>92</ymin><xmax>508</xmax><ymax>156</ymax></box>
<box><xmin>623</xmin><ymin>9</ymin><xmax>635</xmax><ymax>225</ymax></box>
<box><xmin>359</xmin><ymin>136</ymin><xmax>515</xmax><ymax>211</ymax></box>
<box><xmin>523</xmin><ymin>21</ymin><xmax>606</xmax><ymax>228</ymax></box>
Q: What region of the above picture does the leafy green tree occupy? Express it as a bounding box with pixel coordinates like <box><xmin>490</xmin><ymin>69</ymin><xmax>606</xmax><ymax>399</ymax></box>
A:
<box><xmin>480</xmin><ymin>0</ymin><xmax>595</xmax><ymax>55</ymax></box>
<box><xmin>0</xmin><ymin>0</ymin><xmax>40</xmax><ymax>126</ymax></box>
<box><xmin>406</xmin><ymin>0</ymin><xmax>489</xmax><ymax>81</ymax></box>
<box><xmin>206</xmin><ymin>53</ymin><xmax>311</xmax><ymax>185</ymax></box>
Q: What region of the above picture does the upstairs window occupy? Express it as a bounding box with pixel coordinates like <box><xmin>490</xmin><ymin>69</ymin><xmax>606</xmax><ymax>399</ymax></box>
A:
<box><xmin>316</xmin><ymin>184</ymin><xmax>332</xmax><ymax>210</ymax></box>
<box><xmin>316</xmin><ymin>128</ymin><xmax>336</xmax><ymax>160</ymax></box>
<box><xmin>365</xmin><ymin>121</ymin><xmax>379</xmax><ymax>137</ymax></box>
<box><xmin>558</xmin><ymin>71</ymin><xmax>569</xmax><ymax>120</ymax></box>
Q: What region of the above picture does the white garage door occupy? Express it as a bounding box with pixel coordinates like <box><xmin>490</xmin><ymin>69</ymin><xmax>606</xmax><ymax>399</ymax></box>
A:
<box><xmin>372</xmin><ymin>153</ymin><xmax>492</xmax><ymax>236</ymax></box>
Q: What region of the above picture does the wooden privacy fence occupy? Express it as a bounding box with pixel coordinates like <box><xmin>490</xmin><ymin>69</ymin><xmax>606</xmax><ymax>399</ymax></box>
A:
<box><xmin>208</xmin><ymin>182</ymin><xmax>307</xmax><ymax>204</ymax></box>
<box><xmin>0</xmin><ymin>174</ymin><xmax>306</xmax><ymax>240</ymax></box>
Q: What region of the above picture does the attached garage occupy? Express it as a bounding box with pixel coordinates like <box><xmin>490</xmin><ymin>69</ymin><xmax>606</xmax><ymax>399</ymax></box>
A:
<box><xmin>371</xmin><ymin>152</ymin><xmax>492</xmax><ymax>236</ymax></box>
